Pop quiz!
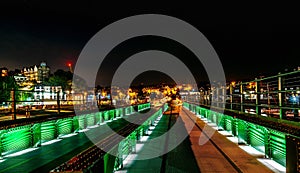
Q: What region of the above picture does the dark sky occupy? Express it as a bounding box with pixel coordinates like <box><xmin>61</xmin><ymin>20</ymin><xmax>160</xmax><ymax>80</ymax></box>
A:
<box><xmin>1</xmin><ymin>1</ymin><xmax>300</xmax><ymax>85</ymax></box>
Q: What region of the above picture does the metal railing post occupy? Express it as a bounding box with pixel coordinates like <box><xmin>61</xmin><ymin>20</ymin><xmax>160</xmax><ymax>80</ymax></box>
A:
<box><xmin>216</xmin><ymin>87</ymin><xmax>220</xmax><ymax>108</ymax></box>
<box><xmin>222</xmin><ymin>86</ymin><xmax>226</xmax><ymax>109</ymax></box>
<box><xmin>57</xmin><ymin>91</ymin><xmax>60</xmax><ymax>115</ymax></box>
<box><xmin>278</xmin><ymin>73</ymin><xmax>283</xmax><ymax>119</ymax></box>
<box><xmin>230</xmin><ymin>83</ymin><xmax>233</xmax><ymax>110</ymax></box>
<box><xmin>208</xmin><ymin>90</ymin><xmax>211</xmax><ymax>105</ymax></box>
<box><xmin>255</xmin><ymin>78</ymin><xmax>261</xmax><ymax>115</ymax></box>
<box><xmin>11</xmin><ymin>88</ymin><xmax>16</xmax><ymax>120</ymax></box>
<box><xmin>240</xmin><ymin>83</ymin><xmax>244</xmax><ymax>112</ymax></box>
<box><xmin>204</xmin><ymin>91</ymin><xmax>208</xmax><ymax>105</ymax></box>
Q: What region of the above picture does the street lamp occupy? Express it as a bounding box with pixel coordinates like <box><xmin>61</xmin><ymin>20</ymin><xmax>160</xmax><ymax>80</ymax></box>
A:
<box><xmin>67</xmin><ymin>62</ymin><xmax>73</xmax><ymax>73</ymax></box>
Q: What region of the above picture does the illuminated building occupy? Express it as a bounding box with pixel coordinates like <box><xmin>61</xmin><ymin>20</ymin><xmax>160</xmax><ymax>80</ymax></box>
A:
<box><xmin>38</xmin><ymin>62</ymin><xmax>50</xmax><ymax>83</ymax></box>
<box><xmin>34</xmin><ymin>85</ymin><xmax>64</xmax><ymax>100</ymax></box>
<box><xmin>13</xmin><ymin>74</ymin><xmax>28</xmax><ymax>85</ymax></box>
<box><xmin>22</xmin><ymin>61</ymin><xmax>50</xmax><ymax>83</ymax></box>
<box><xmin>23</xmin><ymin>65</ymin><xmax>38</xmax><ymax>81</ymax></box>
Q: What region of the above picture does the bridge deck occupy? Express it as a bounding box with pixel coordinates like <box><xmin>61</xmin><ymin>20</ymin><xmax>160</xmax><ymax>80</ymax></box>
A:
<box><xmin>0</xmin><ymin>107</ymin><xmax>285</xmax><ymax>172</ymax></box>
<box><xmin>118</xmin><ymin>107</ymin><xmax>282</xmax><ymax>173</ymax></box>
<box><xmin>181</xmin><ymin>107</ymin><xmax>282</xmax><ymax>173</ymax></box>
<box><xmin>116</xmin><ymin>110</ymin><xmax>200</xmax><ymax>173</ymax></box>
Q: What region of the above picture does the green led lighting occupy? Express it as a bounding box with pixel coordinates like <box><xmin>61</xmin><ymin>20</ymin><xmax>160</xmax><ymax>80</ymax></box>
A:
<box><xmin>86</xmin><ymin>114</ymin><xmax>95</xmax><ymax>127</ymax></box>
<box><xmin>185</xmin><ymin>102</ymin><xmax>287</xmax><ymax>167</ymax></box>
<box><xmin>109</xmin><ymin>110</ymin><xmax>115</xmax><ymax>120</ymax></box>
<box><xmin>41</xmin><ymin>121</ymin><xmax>56</xmax><ymax>141</ymax></box>
<box><xmin>103</xmin><ymin>111</ymin><xmax>109</xmax><ymax>121</ymax></box>
<box><xmin>0</xmin><ymin>126</ymin><xmax>31</xmax><ymax>154</ymax></box>
<box><xmin>113</xmin><ymin>106</ymin><xmax>165</xmax><ymax>171</ymax></box>
<box><xmin>95</xmin><ymin>112</ymin><xmax>103</xmax><ymax>124</ymax></box>
<box><xmin>78</xmin><ymin>115</ymin><xmax>85</xmax><ymax>130</ymax></box>
<box><xmin>57</xmin><ymin>118</ymin><xmax>73</xmax><ymax>135</ymax></box>
<box><xmin>0</xmin><ymin>104</ymin><xmax>164</xmax><ymax>161</ymax></box>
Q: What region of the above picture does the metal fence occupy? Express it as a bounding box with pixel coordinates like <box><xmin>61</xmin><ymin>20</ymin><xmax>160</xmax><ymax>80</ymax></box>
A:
<box><xmin>0</xmin><ymin>89</ymin><xmax>100</xmax><ymax>121</ymax></box>
<box><xmin>183</xmin><ymin>70</ymin><xmax>300</xmax><ymax>121</ymax></box>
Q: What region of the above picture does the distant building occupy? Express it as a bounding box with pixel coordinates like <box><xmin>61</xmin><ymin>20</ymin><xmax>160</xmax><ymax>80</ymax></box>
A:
<box><xmin>0</xmin><ymin>67</ymin><xmax>8</xmax><ymax>77</ymax></box>
<box><xmin>34</xmin><ymin>85</ymin><xmax>64</xmax><ymax>100</ymax></box>
<box><xmin>22</xmin><ymin>61</ymin><xmax>50</xmax><ymax>83</ymax></box>
<box><xmin>23</xmin><ymin>65</ymin><xmax>38</xmax><ymax>81</ymax></box>
<box><xmin>13</xmin><ymin>74</ymin><xmax>28</xmax><ymax>85</ymax></box>
<box><xmin>37</xmin><ymin>62</ymin><xmax>50</xmax><ymax>83</ymax></box>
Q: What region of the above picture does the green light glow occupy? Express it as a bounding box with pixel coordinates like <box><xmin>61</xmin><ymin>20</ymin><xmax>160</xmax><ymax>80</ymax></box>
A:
<box><xmin>78</xmin><ymin>116</ymin><xmax>85</xmax><ymax>130</ymax></box>
<box><xmin>95</xmin><ymin>112</ymin><xmax>103</xmax><ymax>124</ymax></box>
<box><xmin>32</xmin><ymin>123</ymin><xmax>41</xmax><ymax>147</ymax></box>
<box><xmin>185</xmin><ymin>102</ymin><xmax>287</xmax><ymax>167</ymax></box>
<box><xmin>114</xmin><ymin>106</ymin><xmax>164</xmax><ymax>171</ymax></box>
<box><xmin>270</xmin><ymin>130</ymin><xmax>286</xmax><ymax>166</ymax></box>
<box><xmin>109</xmin><ymin>110</ymin><xmax>115</xmax><ymax>120</ymax></box>
<box><xmin>57</xmin><ymin>118</ymin><xmax>73</xmax><ymax>135</ymax></box>
<box><xmin>103</xmin><ymin>111</ymin><xmax>109</xmax><ymax>121</ymax></box>
<box><xmin>248</xmin><ymin>123</ymin><xmax>267</xmax><ymax>153</ymax></box>
<box><xmin>86</xmin><ymin>114</ymin><xmax>95</xmax><ymax>127</ymax></box>
<box><xmin>41</xmin><ymin>121</ymin><xmax>56</xmax><ymax>141</ymax></box>
<box><xmin>0</xmin><ymin>103</ymin><xmax>155</xmax><ymax>158</ymax></box>
<box><xmin>0</xmin><ymin>125</ymin><xmax>31</xmax><ymax>153</ymax></box>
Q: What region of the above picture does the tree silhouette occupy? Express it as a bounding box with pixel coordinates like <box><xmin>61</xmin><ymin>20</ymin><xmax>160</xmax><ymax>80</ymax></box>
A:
<box><xmin>0</xmin><ymin>76</ymin><xmax>19</xmax><ymax>103</ymax></box>
<box><xmin>45</xmin><ymin>69</ymin><xmax>73</xmax><ymax>90</ymax></box>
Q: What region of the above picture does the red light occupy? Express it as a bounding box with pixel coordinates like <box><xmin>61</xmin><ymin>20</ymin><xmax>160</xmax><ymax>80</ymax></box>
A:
<box><xmin>67</xmin><ymin>63</ymin><xmax>72</xmax><ymax>67</ymax></box>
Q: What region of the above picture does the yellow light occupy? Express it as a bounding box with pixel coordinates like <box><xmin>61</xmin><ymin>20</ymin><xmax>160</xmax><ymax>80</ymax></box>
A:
<box><xmin>231</xmin><ymin>81</ymin><xmax>236</xmax><ymax>87</ymax></box>
<box><xmin>171</xmin><ymin>89</ymin><xmax>176</xmax><ymax>94</ymax></box>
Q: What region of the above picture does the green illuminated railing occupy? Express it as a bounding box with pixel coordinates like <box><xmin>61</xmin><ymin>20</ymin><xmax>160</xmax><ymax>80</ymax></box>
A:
<box><xmin>248</xmin><ymin>123</ymin><xmax>267</xmax><ymax>153</ymax></box>
<box><xmin>137</xmin><ymin>103</ymin><xmax>151</xmax><ymax>112</ymax></box>
<box><xmin>270</xmin><ymin>130</ymin><xmax>286</xmax><ymax>166</ymax></box>
<box><xmin>57</xmin><ymin>118</ymin><xmax>73</xmax><ymax>136</ymax></box>
<box><xmin>237</xmin><ymin>119</ymin><xmax>248</xmax><ymax>144</ymax></box>
<box><xmin>0</xmin><ymin>103</ymin><xmax>151</xmax><ymax>157</ymax></box>
<box><xmin>125</xmin><ymin>106</ymin><xmax>132</xmax><ymax>115</ymax></box>
<box><xmin>95</xmin><ymin>112</ymin><xmax>103</xmax><ymax>124</ymax></box>
<box><xmin>0</xmin><ymin>125</ymin><xmax>32</xmax><ymax>154</ymax></box>
<box><xmin>183</xmin><ymin>102</ymin><xmax>287</xmax><ymax>167</ymax></box>
<box><xmin>52</xmin><ymin>103</ymin><xmax>167</xmax><ymax>172</ymax></box>
<box><xmin>109</xmin><ymin>110</ymin><xmax>114</xmax><ymax>120</ymax></box>
<box><xmin>113</xmin><ymin>106</ymin><xmax>165</xmax><ymax>171</ymax></box>
<box><xmin>86</xmin><ymin>114</ymin><xmax>95</xmax><ymax>127</ymax></box>
<box><xmin>41</xmin><ymin>121</ymin><xmax>56</xmax><ymax>142</ymax></box>
<box><xmin>32</xmin><ymin>123</ymin><xmax>41</xmax><ymax>147</ymax></box>
<box><xmin>78</xmin><ymin>115</ymin><xmax>85</xmax><ymax>130</ymax></box>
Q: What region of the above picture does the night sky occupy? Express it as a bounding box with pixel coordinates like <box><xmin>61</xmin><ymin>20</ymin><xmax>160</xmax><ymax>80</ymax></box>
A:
<box><xmin>1</xmin><ymin>1</ymin><xmax>300</xmax><ymax>85</ymax></box>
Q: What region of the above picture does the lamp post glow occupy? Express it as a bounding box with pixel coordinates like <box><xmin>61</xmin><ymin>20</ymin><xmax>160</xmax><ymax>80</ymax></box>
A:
<box><xmin>67</xmin><ymin>62</ymin><xmax>73</xmax><ymax>73</ymax></box>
